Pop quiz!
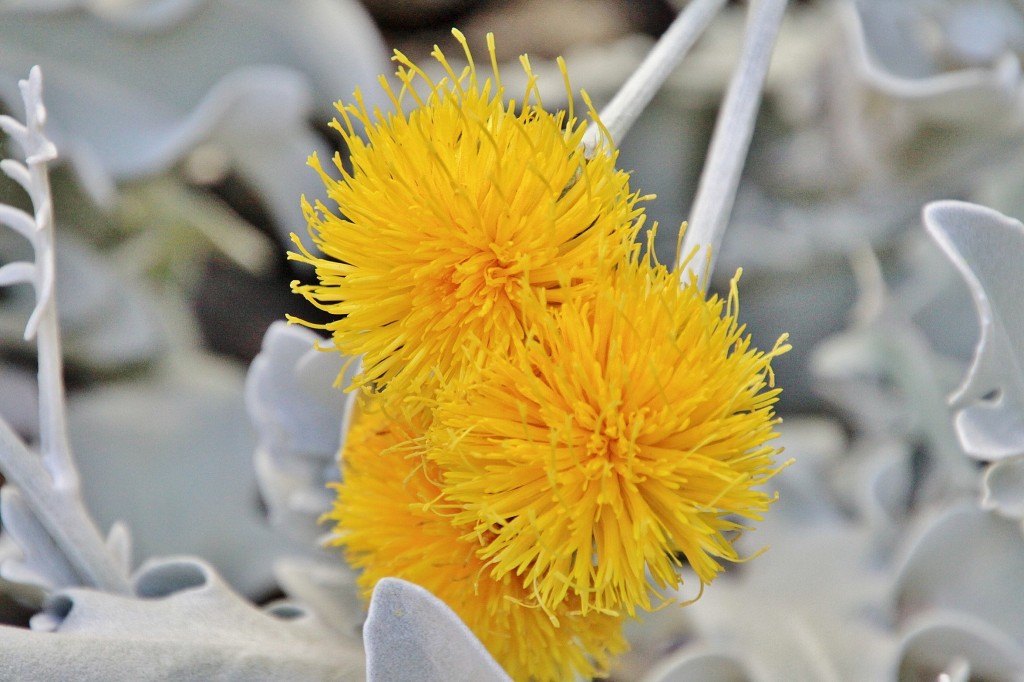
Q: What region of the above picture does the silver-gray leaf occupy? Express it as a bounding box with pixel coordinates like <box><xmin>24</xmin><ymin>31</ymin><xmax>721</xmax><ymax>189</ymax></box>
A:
<box><xmin>924</xmin><ymin>200</ymin><xmax>1024</xmax><ymax>460</ymax></box>
<box><xmin>364</xmin><ymin>578</ymin><xmax>511</xmax><ymax>682</ymax></box>
<box><xmin>0</xmin><ymin>556</ymin><xmax>363</xmax><ymax>681</ymax></box>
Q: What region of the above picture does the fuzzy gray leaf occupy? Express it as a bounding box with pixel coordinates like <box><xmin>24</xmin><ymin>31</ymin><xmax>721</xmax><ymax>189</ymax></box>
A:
<box><xmin>846</xmin><ymin>1</ymin><xmax>1023</xmax><ymax>123</ymax></box>
<box><xmin>364</xmin><ymin>578</ymin><xmax>511</xmax><ymax>682</ymax></box>
<box><xmin>0</xmin><ymin>556</ymin><xmax>363</xmax><ymax>681</ymax></box>
<box><xmin>246</xmin><ymin>322</ymin><xmax>352</xmax><ymax>461</ymax></box>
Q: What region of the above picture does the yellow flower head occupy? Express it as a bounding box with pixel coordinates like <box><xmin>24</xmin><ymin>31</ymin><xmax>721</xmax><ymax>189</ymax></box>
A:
<box><xmin>324</xmin><ymin>401</ymin><xmax>628</xmax><ymax>682</ymax></box>
<box><xmin>426</xmin><ymin>258</ymin><xmax>790</xmax><ymax>617</ymax></box>
<box><xmin>289</xmin><ymin>30</ymin><xmax>646</xmax><ymax>400</ymax></box>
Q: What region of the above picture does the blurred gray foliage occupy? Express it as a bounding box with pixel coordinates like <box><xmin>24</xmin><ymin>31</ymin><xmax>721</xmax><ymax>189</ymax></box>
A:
<box><xmin>924</xmin><ymin>201</ymin><xmax>1024</xmax><ymax>461</ymax></box>
<box><xmin>1</xmin><ymin>0</ymin><xmax>1024</xmax><ymax>680</ymax></box>
<box><xmin>246</xmin><ymin>322</ymin><xmax>355</xmax><ymax>546</ymax></box>
<box><xmin>0</xmin><ymin>0</ymin><xmax>391</xmax><ymax>249</ymax></box>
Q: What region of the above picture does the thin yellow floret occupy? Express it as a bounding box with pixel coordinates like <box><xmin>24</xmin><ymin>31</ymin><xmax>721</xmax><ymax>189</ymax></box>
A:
<box><xmin>289</xmin><ymin>30</ymin><xmax>646</xmax><ymax>401</ymax></box>
<box><xmin>426</xmin><ymin>258</ymin><xmax>791</xmax><ymax>617</ymax></box>
<box><xmin>324</xmin><ymin>401</ymin><xmax>628</xmax><ymax>682</ymax></box>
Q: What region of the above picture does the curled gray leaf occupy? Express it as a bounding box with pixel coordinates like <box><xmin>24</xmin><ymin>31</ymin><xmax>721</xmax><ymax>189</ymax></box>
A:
<box><xmin>981</xmin><ymin>455</ymin><xmax>1024</xmax><ymax>520</ymax></box>
<box><xmin>924</xmin><ymin>200</ymin><xmax>1024</xmax><ymax>460</ymax></box>
<box><xmin>894</xmin><ymin>504</ymin><xmax>1024</xmax><ymax>644</ymax></box>
<box><xmin>897</xmin><ymin>610</ymin><xmax>1024</xmax><ymax>682</ymax></box>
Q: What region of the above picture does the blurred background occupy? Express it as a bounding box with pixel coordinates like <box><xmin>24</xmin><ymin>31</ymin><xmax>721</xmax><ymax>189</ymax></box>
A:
<box><xmin>2</xmin><ymin>1</ymin><xmax>1023</xmax><ymax>678</ymax></box>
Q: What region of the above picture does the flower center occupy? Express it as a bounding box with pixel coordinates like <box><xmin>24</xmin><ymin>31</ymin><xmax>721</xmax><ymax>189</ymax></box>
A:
<box><xmin>450</xmin><ymin>242</ymin><xmax>526</xmax><ymax>314</ymax></box>
<box><xmin>583</xmin><ymin>416</ymin><xmax>639</xmax><ymax>467</ymax></box>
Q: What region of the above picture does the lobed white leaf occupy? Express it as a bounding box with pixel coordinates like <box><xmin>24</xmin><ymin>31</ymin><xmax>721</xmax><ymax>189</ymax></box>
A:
<box><xmin>0</xmin><ymin>114</ymin><xmax>28</xmax><ymax>143</ymax></box>
<box><xmin>0</xmin><ymin>202</ymin><xmax>39</xmax><ymax>242</ymax></box>
<box><xmin>104</xmin><ymin>521</ymin><xmax>132</xmax><ymax>577</ymax></box>
<box><xmin>844</xmin><ymin>1</ymin><xmax>1023</xmax><ymax>123</ymax></box>
<box><xmin>246</xmin><ymin>322</ymin><xmax>352</xmax><ymax>461</ymax></box>
<box><xmin>894</xmin><ymin>504</ymin><xmax>1024</xmax><ymax>645</ymax></box>
<box><xmin>0</xmin><ymin>158</ymin><xmax>31</xmax><ymax>193</ymax></box>
<box><xmin>0</xmin><ymin>261</ymin><xmax>35</xmax><ymax>288</ymax></box>
<box><xmin>0</xmin><ymin>556</ymin><xmax>364</xmax><ymax>681</ymax></box>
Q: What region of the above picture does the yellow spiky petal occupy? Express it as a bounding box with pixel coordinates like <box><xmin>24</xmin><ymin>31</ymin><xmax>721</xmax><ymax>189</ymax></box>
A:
<box><xmin>289</xmin><ymin>30</ymin><xmax>646</xmax><ymax>401</ymax></box>
<box><xmin>324</xmin><ymin>400</ymin><xmax>628</xmax><ymax>682</ymax></box>
<box><xmin>426</xmin><ymin>258</ymin><xmax>790</xmax><ymax>618</ymax></box>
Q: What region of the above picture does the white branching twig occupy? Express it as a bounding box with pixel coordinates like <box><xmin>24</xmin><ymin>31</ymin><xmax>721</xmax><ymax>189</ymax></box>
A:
<box><xmin>678</xmin><ymin>0</ymin><xmax>789</xmax><ymax>286</ymax></box>
<box><xmin>0</xmin><ymin>67</ymin><xmax>131</xmax><ymax>594</ymax></box>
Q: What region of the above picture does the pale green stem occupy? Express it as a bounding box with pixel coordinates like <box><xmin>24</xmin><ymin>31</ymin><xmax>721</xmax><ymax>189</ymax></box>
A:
<box><xmin>583</xmin><ymin>0</ymin><xmax>727</xmax><ymax>153</ymax></box>
<box><xmin>678</xmin><ymin>0</ymin><xmax>789</xmax><ymax>286</ymax></box>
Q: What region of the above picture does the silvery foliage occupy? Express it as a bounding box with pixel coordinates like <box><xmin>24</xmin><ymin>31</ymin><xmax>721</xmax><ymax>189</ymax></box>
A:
<box><xmin>924</xmin><ymin>202</ymin><xmax>1024</xmax><ymax>463</ymax></box>
<box><xmin>67</xmin><ymin>351</ymin><xmax>321</xmax><ymax>597</ymax></box>
<box><xmin>3</xmin><ymin>1</ymin><xmax>1024</xmax><ymax>681</ymax></box>
<box><xmin>364</xmin><ymin>579</ymin><xmax>512</xmax><ymax>682</ymax></box>
<box><xmin>622</xmin><ymin>1</ymin><xmax>1024</xmax><ymax>680</ymax></box>
<box><xmin>7</xmin><ymin>556</ymin><xmax>364</xmax><ymax>681</ymax></box>
<box><xmin>0</xmin><ymin>0</ymin><xmax>390</xmax><ymax>250</ymax></box>
<box><xmin>925</xmin><ymin>201</ymin><xmax>1024</xmax><ymax>512</ymax></box>
<box><xmin>0</xmin><ymin>0</ymin><xmax>392</xmax><ymax>415</ymax></box>
<box><xmin>0</xmin><ymin>66</ymin><xmax>379</xmax><ymax>681</ymax></box>
<box><xmin>0</xmin><ymin>66</ymin><xmax>129</xmax><ymax>597</ymax></box>
<box><xmin>0</xmin><ymin>63</ymin><xmax>512</xmax><ymax>680</ymax></box>
<box><xmin>246</xmin><ymin>322</ymin><xmax>354</xmax><ymax>547</ymax></box>
<box><xmin>724</xmin><ymin>0</ymin><xmax>1024</xmax><ymax>413</ymax></box>
<box><xmin>0</xmin><ymin>224</ymin><xmax>166</xmax><ymax>377</ymax></box>
<box><xmin>733</xmin><ymin>0</ymin><xmax>1024</xmax><ymax>266</ymax></box>
<box><xmin>0</xmin><ymin>0</ymin><xmax>396</xmax><ymax>609</ymax></box>
<box><xmin>917</xmin><ymin>200</ymin><xmax>1024</xmax><ymax>682</ymax></box>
